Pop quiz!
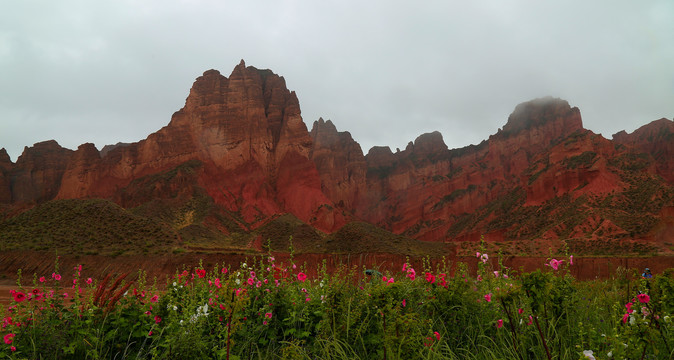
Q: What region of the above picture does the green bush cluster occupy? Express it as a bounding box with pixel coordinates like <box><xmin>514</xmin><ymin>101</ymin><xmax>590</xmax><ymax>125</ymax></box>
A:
<box><xmin>2</xmin><ymin>254</ymin><xmax>674</xmax><ymax>359</ymax></box>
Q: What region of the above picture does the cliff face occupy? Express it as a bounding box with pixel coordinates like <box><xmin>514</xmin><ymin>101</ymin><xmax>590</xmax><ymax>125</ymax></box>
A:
<box><xmin>613</xmin><ymin>118</ymin><xmax>674</xmax><ymax>182</ymax></box>
<box><xmin>1</xmin><ymin>65</ymin><xmax>673</xmax><ymax>251</ymax></box>
<box><xmin>4</xmin><ymin>61</ymin><xmax>343</xmax><ymax>232</ymax></box>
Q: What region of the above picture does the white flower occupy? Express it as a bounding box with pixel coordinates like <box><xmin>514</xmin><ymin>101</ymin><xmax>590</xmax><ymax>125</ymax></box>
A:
<box><xmin>629</xmin><ymin>315</ymin><xmax>635</xmax><ymax>325</ymax></box>
<box><xmin>607</xmin><ymin>351</ymin><xmax>613</xmax><ymax>358</ymax></box>
<box><xmin>235</xmin><ymin>279</ymin><xmax>241</xmax><ymax>285</ymax></box>
<box><xmin>582</xmin><ymin>350</ymin><xmax>596</xmax><ymax>360</ymax></box>
<box><xmin>173</xmin><ymin>281</ymin><xmax>177</xmax><ymax>287</ymax></box>
<box><xmin>242</xmin><ymin>262</ymin><xmax>247</xmax><ymax>269</ymax></box>
<box><xmin>173</xmin><ymin>305</ymin><xmax>178</xmax><ymax>311</ymax></box>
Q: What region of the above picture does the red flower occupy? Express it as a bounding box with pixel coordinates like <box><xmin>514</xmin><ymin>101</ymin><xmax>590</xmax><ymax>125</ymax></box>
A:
<box><xmin>434</xmin><ymin>331</ymin><xmax>441</xmax><ymax>341</ymax></box>
<box><xmin>3</xmin><ymin>333</ymin><xmax>15</xmax><ymax>345</ymax></box>
<box><xmin>637</xmin><ymin>294</ymin><xmax>650</xmax><ymax>304</ymax></box>
<box><xmin>425</xmin><ymin>272</ymin><xmax>436</xmax><ymax>284</ymax></box>
<box><xmin>12</xmin><ymin>292</ymin><xmax>26</xmax><ymax>303</ymax></box>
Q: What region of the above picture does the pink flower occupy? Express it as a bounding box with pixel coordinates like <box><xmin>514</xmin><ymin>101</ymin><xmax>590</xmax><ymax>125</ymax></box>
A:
<box><xmin>625</xmin><ymin>302</ymin><xmax>634</xmax><ymax>313</ymax></box>
<box><xmin>382</xmin><ymin>276</ymin><xmax>387</xmax><ymax>282</ymax></box>
<box><xmin>484</xmin><ymin>293</ymin><xmax>492</xmax><ymax>302</ymax></box>
<box><xmin>387</xmin><ymin>277</ymin><xmax>394</xmax><ymax>284</ymax></box>
<box><xmin>155</xmin><ymin>316</ymin><xmax>162</xmax><ymax>324</ymax></box>
<box><xmin>10</xmin><ymin>346</ymin><xmax>15</xmax><ymax>352</ymax></box>
<box><xmin>148</xmin><ymin>331</ymin><xmax>153</xmax><ymax>336</ymax></box>
<box><xmin>265</xmin><ymin>312</ymin><xmax>272</xmax><ymax>319</ymax></box>
<box><xmin>86</xmin><ymin>278</ymin><xmax>93</xmax><ymax>285</ymax></box>
<box><xmin>297</xmin><ymin>272</ymin><xmax>307</xmax><ymax>282</ymax></box>
<box><xmin>39</xmin><ymin>276</ymin><xmax>45</xmax><ymax>283</ymax></box>
<box><xmin>434</xmin><ymin>331</ymin><xmax>441</xmax><ymax>341</ymax></box>
<box><xmin>518</xmin><ymin>308</ymin><xmax>523</xmax><ymax>315</ymax></box>
<box><xmin>402</xmin><ymin>263</ymin><xmax>407</xmax><ymax>272</ymax></box>
<box><xmin>54</xmin><ymin>274</ymin><xmax>61</xmax><ymax>281</ymax></box>
<box><xmin>546</xmin><ymin>259</ymin><xmax>563</xmax><ymax>270</ymax></box>
<box><xmin>481</xmin><ymin>254</ymin><xmax>489</xmax><ymax>263</ymax></box>
<box><xmin>4</xmin><ymin>333</ymin><xmax>15</xmax><ymax>344</ymax></box>
<box><xmin>263</xmin><ymin>320</ymin><xmax>268</xmax><ymax>325</ymax></box>
<box><xmin>622</xmin><ymin>313</ymin><xmax>630</xmax><ymax>323</ymax></box>
<box><xmin>477</xmin><ymin>275</ymin><xmax>482</xmax><ymax>281</ymax></box>
<box><xmin>407</xmin><ymin>268</ymin><xmax>416</xmax><ymax>281</ymax></box>
<box><xmin>150</xmin><ymin>295</ymin><xmax>159</xmax><ymax>303</ymax></box>
<box><xmin>569</xmin><ymin>255</ymin><xmax>574</xmax><ymax>265</ymax></box>
<box><xmin>221</xmin><ymin>268</ymin><xmax>228</xmax><ymax>274</ymax></box>
<box><xmin>12</xmin><ymin>292</ymin><xmax>26</xmax><ymax>303</ymax></box>
<box><xmin>637</xmin><ymin>294</ymin><xmax>650</xmax><ymax>304</ymax></box>
<box><xmin>476</xmin><ymin>252</ymin><xmax>481</xmax><ymax>258</ymax></box>
<box><xmin>256</xmin><ymin>281</ymin><xmax>262</xmax><ymax>288</ymax></box>
<box><xmin>247</xmin><ymin>278</ymin><xmax>254</xmax><ymax>286</ymax></box>
<box><xmin>496</xmin><ymin>319</ymin><xmax>503</xmax><ymax>329</ymax></box>
<box><xmin>425</xmin><ymin>272</ymin><xmax>436</xmax><ymax>283</ymax></box>
<box><xmin>402</xmin><ymin>299</ymin><xmax>406</xmax><ymax>307</ymax></box>
<box><xmin>493</xmin><ymin>271</ymin><xmax>499</xmax><ymax>277</ymax></box>
<box><xmin>527</xmin><ymin>316</ymin><xmax>533</xmax><ymax>325</ymax></box>
<box><xmin>305</xmin><ymin>297</ymin><xmax>311</xmax><ymax>302</ymax></box>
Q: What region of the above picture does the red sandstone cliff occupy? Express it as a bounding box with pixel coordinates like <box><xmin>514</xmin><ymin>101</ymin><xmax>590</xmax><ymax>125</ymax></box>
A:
<box><xmin>613</xmin><ymin>118</ymin><xmax>674</xmax><ymax>182</ymax></box>
<box><xmin>1</xmin><ymin>65</ymin><xmax>673</xmax><ymax>250</ymax></box>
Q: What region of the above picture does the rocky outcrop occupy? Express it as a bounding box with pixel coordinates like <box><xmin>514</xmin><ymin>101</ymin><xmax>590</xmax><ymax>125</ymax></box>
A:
<box><xmin>3</xmin><ymin>61</ymin><xmax>344</xmax><ymax>232</ymax></box>
<box><xmin>309</xmin><ymin>118</ymin><xmax>367</xmax><ymax>210</ymax></box>
<box><xmin>10</xmin><ymin>141</ymin><xmax>73</xmax><ymax>203</ymax></box>
<box><xmin>613</xmin><ymin>118</ymin><xmax>674</xmax><ymax>182</ymax></box>
<box><xmin>0</xmin><ymin>149</ymin><xmax>12</xmax><ymax>203</ymax></box>
<box><xmin>1</xmin><ymin>65</ymin><xmax>672</xmax><ymax>250</ymax></box>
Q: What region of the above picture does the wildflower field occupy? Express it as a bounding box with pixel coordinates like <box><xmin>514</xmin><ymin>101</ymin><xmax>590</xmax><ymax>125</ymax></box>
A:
<box><xmin>2</xmin><ymin>251</ymin><xmax>674</xmax><ymax>359</ymax></box>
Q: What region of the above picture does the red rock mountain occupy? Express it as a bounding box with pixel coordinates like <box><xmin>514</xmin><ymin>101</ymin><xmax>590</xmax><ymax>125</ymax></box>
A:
<box><xmin>1</xmin><ymin>62</ymin><xmax>673</xmax><ymax>255</ymax></box>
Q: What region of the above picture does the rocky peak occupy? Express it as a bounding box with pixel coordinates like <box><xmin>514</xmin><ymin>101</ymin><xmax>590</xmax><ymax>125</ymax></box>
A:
<box><xmin>15</xmin><ymin>140</ymin><xmax>73</xmax><ymax>166</ymax></box>
<box><xmin>410</xmin><ymin>131</ymin><xmax>448</xmax><ymax>157</ymax></box>
<box><xmin>0</xmin><ymin>148</ymin><xmax>11</xmax><ymax>168</ymax></box>
<box><xmin>613</xmin><ymin>118</ymin><xmax>674</xmax><ymax>182</ymax></box>
<box><xmin>497</xmin><ymin>97</ymin><xmax>583</xmax><ymax>139</ymax></box>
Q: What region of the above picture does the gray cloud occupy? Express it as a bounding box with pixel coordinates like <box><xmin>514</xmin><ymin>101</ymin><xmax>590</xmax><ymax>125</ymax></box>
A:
<box><xmin>1</xmin><ymin>0</ymin><xmax>672</xmax><ymax>161</ymax></box>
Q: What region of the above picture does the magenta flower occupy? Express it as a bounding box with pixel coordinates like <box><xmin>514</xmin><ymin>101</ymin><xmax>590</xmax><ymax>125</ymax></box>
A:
<box><xmin>297</xmin><ymin>272</ymin><xmax>307</xmax><ymax>282</ymax></box>
<box><xmin>3</xmin><ymin>333</ymin><xmax>15</xmax><ymax>345</ymax></box>
<box><xmin>265</xmin><ymin>312</ymin><xmax>273</xmax><ymax>319</ymax></box>
<box><xmin>402</xmin><ymin>299</ymin><xmax>406</xmax><ymax>307</ymax></box>
<box><xmin>12</xmin><ymin>292</ymin><xmax>26</xmax><ymax>303</ymax></box>
<box><xmin>86</xmin><ymin>277</ymin><xmax>93</xmax><ymax>285</ymax></box>
<box><xmin>484</xmin><ymin>293</ymin><xmax>492</xmax><ymax>302</ymax></box>
<box><xmin>569</xmin><ymin>255</ymin><xmax>574</xmax><ymax>265</ymax></box>
<box><xmin>39</xmin><ymin>276</ymin><xmax>45</xmax><ymax>283</ymax></box>
<box><xmin>155</xmin><ymin>315</ymin><xmax>162</xmax><ymax>324</ymax></box>
<box><xmin>496</xmin><ymin>319</ymin><xmax>503</xmax><ymax>329</ymax></box>
<box><xmin>434</xmin><ymin>331</ymin><xmax>441</xmax><ymax>341</ymax></box>
<box><xmin>546</xmin><ymin>259</ymin><xmax>563</xmax><ymax>270</ymax></box>
<box><xmin>622</xmin><ymin>313</ymin><xmax>630</xmax><ymax>323</ymax></box>
<box><xmin>637</xmin><ymin>294</ymin><xmax>650</xmax><ymax>304</ymax></box>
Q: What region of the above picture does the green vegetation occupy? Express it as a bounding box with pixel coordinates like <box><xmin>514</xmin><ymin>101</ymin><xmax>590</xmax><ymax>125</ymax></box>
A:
<box><xmin>5</xmin><ymin>253</ymin><xmax>673</xmax><ymax>359</ymax></box>
<box><xmin>0</xmin><ymin>199</ymin><xmax>177</xmax><ymax>256</ymax></box>
<box><xmin>564</xmin><ymin>151</ymin><xmax>597</xmax><ymax>169</ymax></box>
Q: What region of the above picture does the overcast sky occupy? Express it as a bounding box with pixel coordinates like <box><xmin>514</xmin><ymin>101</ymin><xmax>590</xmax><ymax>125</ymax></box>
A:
<box><xmin>1</xmin><ymin>1</ymin><xmax>673</xmax><ymax>161</ymax></box>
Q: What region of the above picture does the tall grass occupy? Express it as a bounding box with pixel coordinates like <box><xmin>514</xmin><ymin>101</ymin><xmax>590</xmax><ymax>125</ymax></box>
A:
<box><xmin>1</xmin><ymin>253</ymin><xmax>673</xmax><ymax>359</ymax></box>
